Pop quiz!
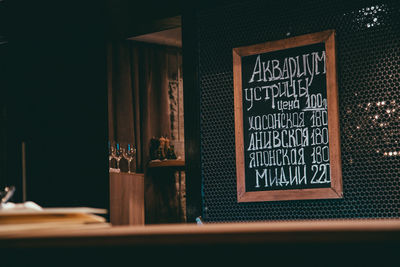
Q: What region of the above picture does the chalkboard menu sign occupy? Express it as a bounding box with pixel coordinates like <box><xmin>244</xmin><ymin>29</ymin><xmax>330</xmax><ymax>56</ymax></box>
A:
<box><xmin>233</xmin><ymin>30</ymin><xmax>342</xmax><ymax>202</ymax></box>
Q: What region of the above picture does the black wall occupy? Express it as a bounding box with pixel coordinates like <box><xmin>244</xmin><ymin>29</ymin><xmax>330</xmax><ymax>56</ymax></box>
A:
<box><xmin>188</xmin><ymin>0</ymin><xmax>400</xmax><ymax>222</ymax></box>
<box><xmin>5</xmin><ymin>1</ymin><xmax>109</xmax><ymax>209</ymax></box>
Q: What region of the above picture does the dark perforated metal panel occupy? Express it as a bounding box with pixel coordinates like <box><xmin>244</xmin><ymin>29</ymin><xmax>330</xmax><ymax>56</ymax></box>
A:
<box><xmin>198</xmin><ymin>0</ymin><xmax>400</xmax><ymax>222</ymax></box>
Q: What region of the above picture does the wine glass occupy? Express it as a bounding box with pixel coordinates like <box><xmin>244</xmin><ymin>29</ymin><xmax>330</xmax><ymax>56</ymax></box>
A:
<box><xmin>123</xmin><ymin>143</ymin><xmax>136</xmax><ymax>173</ymax></box>
<box><xmin>108</xmin><ymin>141</ymin><xmax>116</xmax><ymax>169</ymax></box>
<box><xmin>113</xmin><ymin>142</ymin><xmax>123</xmax><ymax>171</ymax></box>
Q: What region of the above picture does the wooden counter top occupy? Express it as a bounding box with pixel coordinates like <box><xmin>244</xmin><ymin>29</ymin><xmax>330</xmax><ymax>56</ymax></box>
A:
<box><xmin>1</xmin><ymin>219</ymin><xmax>400</xmax><ymax>248</ymax></box>
<box><xmin>2</xmin><ymin>219</ymin><xmax>400</xmax><ymax>266</ymax></box>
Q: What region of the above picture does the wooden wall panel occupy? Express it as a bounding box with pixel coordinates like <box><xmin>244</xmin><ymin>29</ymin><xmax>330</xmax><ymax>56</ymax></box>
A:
<box><xmin>110</xmin><ymin>172</ymin><xmax>144</xmax><ymax>225</ymax></box>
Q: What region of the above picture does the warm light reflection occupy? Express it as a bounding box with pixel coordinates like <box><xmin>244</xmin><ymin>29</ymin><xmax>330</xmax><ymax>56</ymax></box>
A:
<box><xmin>383</xmin><ymin>151</ymin><xmax>400</xmax><ymax>156</ymax></box>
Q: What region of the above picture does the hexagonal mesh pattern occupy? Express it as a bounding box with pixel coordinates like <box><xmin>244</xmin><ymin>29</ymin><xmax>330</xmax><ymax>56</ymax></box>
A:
<box><xmin>198</xmin><ymin>0</ymin><xmax>400</xmax><ymax>222</ymax></box>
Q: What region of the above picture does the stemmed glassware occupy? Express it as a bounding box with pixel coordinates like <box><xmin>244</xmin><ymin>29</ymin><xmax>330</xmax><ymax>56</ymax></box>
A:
<box><xmin>108</xmin><ymin>141</ymin><xmax>136</xmax><ymax>173</ymax></box>
<box><xmin>113</xmin><ymin>142</ymin><xmax>123</xmax><ymax>171</ymax></box>
<box><xmin>123</xmin><ymin>143</ymin><xmax>136</xmax><ymax>173</ymax></box>
<box><xmin>108</xmin><ymin>141</ymin><xmax>116</xmax><ymax>169</ymax></box>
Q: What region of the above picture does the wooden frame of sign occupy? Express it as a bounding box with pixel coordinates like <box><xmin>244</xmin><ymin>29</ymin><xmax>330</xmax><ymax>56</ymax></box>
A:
<box><xmin>233</xmin><ymin>30</ymin><xmax>342</xmax><ymax>202</ymax></box>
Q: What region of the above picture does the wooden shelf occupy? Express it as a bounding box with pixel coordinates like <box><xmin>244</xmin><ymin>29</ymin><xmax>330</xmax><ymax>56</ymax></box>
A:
<box><xmin>148</xmin><ymin>159</ymin><xmax>185</xmax><ymax>169</ymax></box>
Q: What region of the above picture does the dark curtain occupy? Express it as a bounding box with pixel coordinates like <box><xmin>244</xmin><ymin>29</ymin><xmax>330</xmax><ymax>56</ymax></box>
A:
<box><xmin>107</xmin><ymin>40</ymin><xmax>180</xmax><ymax>223</ymax></box>
<box><xmin>108</xmin><ymin>41</ymin><xmax>171</xmax><ymax>172</ymax></box>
